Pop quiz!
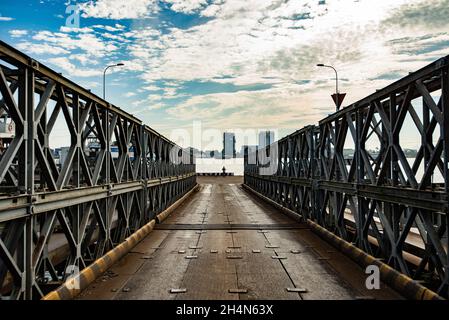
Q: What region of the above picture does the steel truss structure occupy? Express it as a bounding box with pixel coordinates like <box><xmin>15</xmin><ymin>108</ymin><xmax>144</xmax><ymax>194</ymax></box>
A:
<box><xmin>245</xmin><ymin>55</ymin><xmax>449</xmax><ymax>297</ymax></box>
<box><xmin>0</xmin><ymin>41</ymin><xmax>196</xmax><ymax>299</ymax></box>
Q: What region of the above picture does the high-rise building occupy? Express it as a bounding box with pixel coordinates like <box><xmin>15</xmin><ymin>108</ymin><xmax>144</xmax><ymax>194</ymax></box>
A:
<box><xmin>258</xmin><ymin>131</ymin><xmax>275</xmax><ymax>149</ymax></box>
<box><xmin>222</xmin><ymin>132</ymin><xmax>236</xmax><ymax>159</ymax></box>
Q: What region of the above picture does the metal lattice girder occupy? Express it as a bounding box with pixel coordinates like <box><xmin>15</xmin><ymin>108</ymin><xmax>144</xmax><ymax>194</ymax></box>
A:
<box><xmin>0</xmin><ymin>40</ymin><xmax>196</xmax><ymax>300</ymax></box>
<box><xmin>244</xmin><ymin>55</ymin><xmax>449</xmax><ymax>297</ymax></box>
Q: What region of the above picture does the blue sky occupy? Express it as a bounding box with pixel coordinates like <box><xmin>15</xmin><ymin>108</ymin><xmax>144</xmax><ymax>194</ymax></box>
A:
<box><xmin>0</xmin><ymin>0</ymin><xmax>448</xmax><ymax>150</ymax></box>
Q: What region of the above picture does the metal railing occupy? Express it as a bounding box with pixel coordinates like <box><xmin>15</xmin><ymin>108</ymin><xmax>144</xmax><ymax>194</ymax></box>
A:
<box><xmin>244</xmin><ymin>55</ymin><xmax>449</xmax><ymax>297</ymax></box>
<box><xmin>0</xmin><ymin>40</ymin><xmax>196</xmax><ymax>299</ymax></box>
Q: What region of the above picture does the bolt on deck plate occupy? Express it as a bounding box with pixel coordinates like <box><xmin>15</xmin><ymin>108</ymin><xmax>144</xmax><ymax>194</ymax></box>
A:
<box><xmin>228</xmin><ymin>289</ymin><xmax>248</xmax><ymax>294</ymax></box>
<box><xmin>226</xmin><ymin>255</ymin><xmax>243</xmax><ymax>259</ymax></box>
<box><xmin>258</xmin><ymin>230</ymin><xmax>269</xmax><ymax>233</ymax></box>
<box><xmin>189</xmin><ymin>246</ymin><xmax>203</xmax><ymax>249</ymax></box>
<box><xmin>210</xmin><ymin>250</ymin><xmax>218</xmax><ymax>253</ymax></box>
<box><xmin>354</xmin><ymin>296</ymin><xmax>375</xmax><ymax>300</ymax></box>
<box><xmin>252</xmin><ymin>249</ymin><xmax>261</xmax><ymax>253</ymax></box>
<box><xmin>290</xmin><ymin>250</ymin><xmax>301</xmax><ymax>254</ymax></box>
<box><xmin>185</xmin><ymin>255</ymin><xmax>198</xmax><ymax>259</ymax></box>
<box><xmin>265</xmin><ymin>245</ymin><xmax>279</xmax><ymax>248</ymax></box>
<box><xmin>286</xmin><ymin>288</ymin><xmax>308</xmax><ymax>293</ymax></box>
<box><xmin>178</xmin><ymin>250</ymin><xmax>186</xmax><ymax>254</ymax></box>
<box><xmin>271</xmin><ymin>256</ymin><xmax>287</xmax><ymax>259</ymax></box>
<box><xmin>170</xmin><ymin>288</ymin><xmax>187</xmax><ymax>294</ymax></box>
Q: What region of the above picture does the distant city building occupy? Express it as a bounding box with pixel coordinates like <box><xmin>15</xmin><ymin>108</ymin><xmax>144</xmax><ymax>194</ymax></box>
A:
<box><xmin>222</xmin><ymin>132</ymin><xmax>236</xmax><ymax>159</ymax></box>
<box><xmin>258</xmin><ymin>131</ymin><xmax>275</xmax><ymax>149</ymax></box>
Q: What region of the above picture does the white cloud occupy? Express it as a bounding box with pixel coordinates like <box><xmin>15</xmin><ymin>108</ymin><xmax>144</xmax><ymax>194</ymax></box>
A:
<box><xmin>164</xmin><ymin>0</ymin><xmax>208</xmax><ymax>14</ymax></box>
<box><xmin>163</xmin><ymin>87</ymin><xmax>178</xmax><ymax>96</ymax></box>
<box><xmin>143</xmin><ymin>85</ymin><xmax>161</xmax><ymax>91</ymax></box>
<box><xmin>60</xmin><ymin>26</ymin><xmax>94</xmax><ymax>33</ymax></box>
<box><xmin>117</xmin><ymin>0</ymin><xmax>449</xmax><ymax>136</ymax></box>
<box><xmin>16</xmin><ymin>42</ymin><xmax>70</xmax><ymax>55</ymax></box>
<box><xmin>32</xmin><ymin>31</ymin><xmax>118</xmax><ymax>58</ymax></box>
<box><xmin>9</xmin><ymin>30</ymin><xmax>28</xmax><ymax>38</ymax></box>
<box><xmin>0</xmin><ymin>16</ymin><xmax>14</xmax><ymax>21</ymax></box>
<box><xmin>80</xmin><ymin>0</ymin><xmax>159</xmax><ymax>19</ymax></box>
<box><xmin>92</xmin><ymin>24</ymin><xmax>126</xmax><ymax>32</ymax></box>
<box><xmin>127</xmin><ymin>0</ymin><xmax>448</xmax><ymax>93</ymax></box>
<box><xmin>69</xmin><ymin>53</ymin><xmax>99</xmax><ymax>66</ymax></box>
<box><xmin>165</xmin><ymin>85</ymin><xmax>331</xmax><ymax>130</ymax></box>
<box><xmin>147</xmin><ymin>103</ymin><xmax>166</xmax><ymax>110</ymax></box>
<box><xmin>47</xmin><ymin>57</ymin><xmax>102</xmax><ymax>77</ymax></box>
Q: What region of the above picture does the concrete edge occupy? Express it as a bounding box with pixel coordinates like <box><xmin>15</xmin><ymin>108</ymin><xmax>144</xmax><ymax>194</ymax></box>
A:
<box><xmin>156</xmin><ymin>184</ymin><xmax>200</xmax><ymax>224</ymax></box>
<box><xmin>42</xmin><ymin>185</ymin><xmax>199</xmax><ymax>301</ymax></box>
<box><xmin>241</xmin><ymin>183</ymin><xmax>445</xmax><ymax>301</ymax></box>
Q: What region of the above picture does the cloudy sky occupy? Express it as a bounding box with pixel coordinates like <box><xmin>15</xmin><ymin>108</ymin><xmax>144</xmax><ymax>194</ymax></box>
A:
<box><xmin>0</xmin><ymin>0</ymin><xmax>448</xmax><ymax>150</ymax></box>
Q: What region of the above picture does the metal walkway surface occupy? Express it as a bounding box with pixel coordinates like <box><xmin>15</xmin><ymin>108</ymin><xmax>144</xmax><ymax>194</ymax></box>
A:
<box><xmin>77</xmin><ymin>177</ymin><xmax>401</xmax><ymax>300</ymax></box>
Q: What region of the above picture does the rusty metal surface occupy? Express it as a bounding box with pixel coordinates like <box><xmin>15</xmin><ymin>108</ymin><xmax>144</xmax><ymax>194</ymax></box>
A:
<box><xmin>78</xmin><ymin>177</ymin><xmax>402</xmax><ymax>300</ymax></box>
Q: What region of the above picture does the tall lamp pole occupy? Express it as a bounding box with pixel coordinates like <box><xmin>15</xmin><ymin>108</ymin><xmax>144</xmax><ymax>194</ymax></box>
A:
<box><xmin>317</xmin><ymin>64</ymin><xmax>340</xmax><ymax>111</ymax></box>
<box><xmin>103</xmin><ymin>63</ymin><xmax>124</xmax><ymax>100</ymax></box>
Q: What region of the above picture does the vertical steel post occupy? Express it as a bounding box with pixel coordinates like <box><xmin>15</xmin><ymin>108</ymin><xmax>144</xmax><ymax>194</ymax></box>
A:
<box><xmin>24</xmin><ymin>66</ymin><xmax>35</xmax><ymax>300</ymax></box>
<box><xmin>441</xmin><ymin>65</ymin><xmax>449</xmax><ymax>296</ymax></box>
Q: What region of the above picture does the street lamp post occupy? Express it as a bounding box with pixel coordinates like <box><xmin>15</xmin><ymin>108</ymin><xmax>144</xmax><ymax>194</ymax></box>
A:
<box><xmin>103</xmin><ymin>63</ymin><xmax>124</xmax><ymax>100</ymax></box>
<box><xmin>317</xmin><ymin>64</ymin><xmax>340</xmax><ymax>111</ymax></box>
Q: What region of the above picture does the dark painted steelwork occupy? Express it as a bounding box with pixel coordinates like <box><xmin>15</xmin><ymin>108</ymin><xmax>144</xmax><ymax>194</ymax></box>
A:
<box><xmin>245</xmin><ymin>55</ymin><xmax>449</xmax><ymax>297</ymax></box>
<box><xmin>0</xmin><ymin>41</ymin><xmax>196</xmax><ymax>299</ymax></box>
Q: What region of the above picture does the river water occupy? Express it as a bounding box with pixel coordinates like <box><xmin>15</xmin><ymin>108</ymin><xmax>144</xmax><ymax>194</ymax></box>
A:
<box><xmin>195</xmin><ymin>158</ymin><xmax>445</xmax><ymax>183</ymax></box>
